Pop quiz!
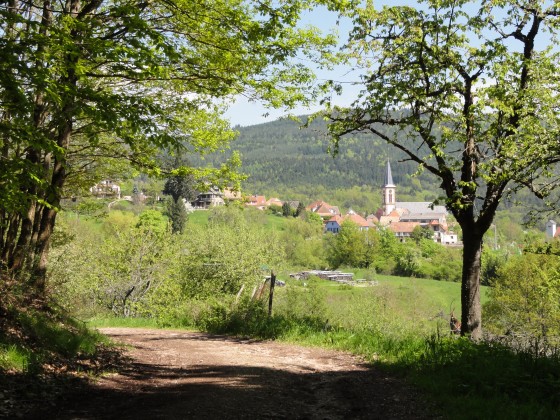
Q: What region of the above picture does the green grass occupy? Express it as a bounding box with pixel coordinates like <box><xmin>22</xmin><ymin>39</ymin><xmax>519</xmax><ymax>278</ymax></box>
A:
<box><xmin>186</xmin><ymin>209</ymin><xmax>291</xmax><ymax>231</ymax></box>
<box><xmin>187</xmin><ymin>210</ymin><xmax>209</xmax><ymax>226</ymax></box>
<box><xmin>0</xmin><ymin>344</ymin><xmax>31</xmax><ymax>371</ymax></box>
<box><xmin>275</xmin><ymin>274</ymin><xmax>489</xmax><ymax>334</ymax></box>
<box><xmin>87</xmin><ymin>317</ymin><xmax>162</xmax><ymax>329</ymax></box>
<box><xmin>261</xmin><ymin>213</ymin><xmax>291</xmax><ymax>231</ymax></box>
<box><xmin>0</xmin><ymin>305</ymin><xmax>110</xmax><ymax>375</ymax></box>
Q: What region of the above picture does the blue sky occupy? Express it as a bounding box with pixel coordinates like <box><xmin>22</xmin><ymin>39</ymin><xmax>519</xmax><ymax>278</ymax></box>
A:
<box><xmin>224</xmin><ymin>1</ymin><xmax>555</xmax><ymax>127</ymax></box>
<box><xmin>224</xmin><ymin>5</ymin><xmax>351</xmax><ymax>127</ymax></box>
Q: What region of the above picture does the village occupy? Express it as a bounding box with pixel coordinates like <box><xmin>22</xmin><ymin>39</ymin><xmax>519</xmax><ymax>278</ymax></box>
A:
<box><xmin>91</xmin><ymin>161</ymin><xmax>461</xmax><ymax>245</ymax></box>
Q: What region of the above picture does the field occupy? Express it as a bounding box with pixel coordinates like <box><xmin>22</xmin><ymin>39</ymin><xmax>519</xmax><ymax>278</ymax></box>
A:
<box><xmin>27</xmin><ymin>208</ymin><xmax>560</xmax><ymax>418</ymax></box>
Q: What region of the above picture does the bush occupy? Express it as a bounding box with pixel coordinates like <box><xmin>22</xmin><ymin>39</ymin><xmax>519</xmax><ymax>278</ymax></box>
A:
<box><xmin>484</xmin><ymin>253</ymin><xmax>560</xmax><ymax>350</ymax></box>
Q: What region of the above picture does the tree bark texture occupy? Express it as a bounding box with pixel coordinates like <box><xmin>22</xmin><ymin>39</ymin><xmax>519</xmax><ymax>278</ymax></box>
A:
<box><xmin>460</xmin><ymin>229</ymin><xmax>483</xmax><ymax>340</ymax></box>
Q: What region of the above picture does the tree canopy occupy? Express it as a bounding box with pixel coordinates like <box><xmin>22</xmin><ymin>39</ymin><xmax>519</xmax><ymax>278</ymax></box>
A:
<box><xmin>0</xmin><ymin>0</ymin><xmax>335</xmax><ymax>295</ymax></box>
<box><xmin>321</xmin><ymin>0</ymin><xmax>560</xmax><ymax>338</ymax></box>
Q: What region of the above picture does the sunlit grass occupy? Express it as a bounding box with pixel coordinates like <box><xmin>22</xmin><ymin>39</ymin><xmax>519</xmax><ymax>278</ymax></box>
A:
<box><xmin>0</xmin><ymin>344</ymin><xmax>30</xmax><ymax>371</ymax></box>
<box><xmin>87</xmin><ymin>317</ymin><xmax>162</xmax><ymax>329</ymax></box>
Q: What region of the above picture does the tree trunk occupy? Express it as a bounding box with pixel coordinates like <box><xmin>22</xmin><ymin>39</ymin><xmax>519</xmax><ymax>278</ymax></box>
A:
<box><xmin>2</xmin><ymin>214</ymin><xmax>20</xmax><ymax>265</ymax></box>
<box><xmin>460</xmin><ymin>229</ymin><xmax>483</xmax><ymax>340</ymax></box>
<box><xmin>10</xmin><ymin>199</ymin><xmax>37</xmax><ymax>272</ymax></box>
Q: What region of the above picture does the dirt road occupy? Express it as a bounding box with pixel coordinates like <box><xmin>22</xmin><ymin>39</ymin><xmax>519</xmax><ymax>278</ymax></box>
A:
<box><xmin>44</xmin><ymin>328</ymin><xmax>438</xmax><ymax>419</ymax></box>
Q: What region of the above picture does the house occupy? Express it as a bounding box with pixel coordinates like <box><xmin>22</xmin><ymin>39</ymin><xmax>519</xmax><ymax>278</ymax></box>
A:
<box><xmin>325</xmin><ymin>215</ymin><xmax>344</xmax><ymax>233</ymax></box>
<box><xmin>325</xmin><ymin>211</ymin><xmax>372</xmax><ymax>234</ymax></box>
<box><xmin>246</xmin><ymin>195</ymin><xmax>267</xmax><ymax>210</ymax></box>
<box><xmin>387</xmin><ymin>221</ymin><xmax>420</xmax><ymax>242</ymax></box>
<box><xmin>378</xmin><ymin>209</ymin><xmax>401</xmax><ymax>226</ymax></box>
<box><xmin>266</xmin><ymin>197</ymin><xmax>284</xmax><ymax>208</ymax></box>
<box><xmin>366</xmin><ymin>213</ymin><xmax>379</xmax><ymax>225</ymax></box>
<box><xmin>306</xmin><ymin>200</ymin><xmax>341</xmax><ymax>219</ymax></box>
<box><xmin>192</xmin><ymin>187</ymin><xmax>225</xmax><ymax>209</ymax></box>
<box><xmin>223</xmin><ymin>189</ymin><xmax>242</xmax><ymax>201</ymax></box>
<box><xmin>345</xmin><ymin>210</ymin><xmax>372</xmax><ymax>231</ymax></box>
<box><xmin>90</xmin><ymin>180</ymin><xmax>121</xmax><ymax>199</ymax></box>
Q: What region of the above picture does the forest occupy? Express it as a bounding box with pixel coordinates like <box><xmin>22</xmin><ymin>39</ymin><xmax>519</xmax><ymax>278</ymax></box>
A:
<box><xmin>2</xmin><ymin>0</ymin><xmax>560</xmax><ymax>418</ymax></box>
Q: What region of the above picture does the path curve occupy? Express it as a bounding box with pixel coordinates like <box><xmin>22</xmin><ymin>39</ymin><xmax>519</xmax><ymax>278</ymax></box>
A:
<box><xmin>49</xmin><ymin>328</ymin><xmax>439</xmax><ymax>419</ymax></box>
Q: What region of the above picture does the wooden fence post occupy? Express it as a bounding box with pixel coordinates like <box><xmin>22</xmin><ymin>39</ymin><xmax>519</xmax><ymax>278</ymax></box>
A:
<box><xmin>268</xmin><ymin>271</ymin><xmax>276</xmax><ymax>317</ymax></box>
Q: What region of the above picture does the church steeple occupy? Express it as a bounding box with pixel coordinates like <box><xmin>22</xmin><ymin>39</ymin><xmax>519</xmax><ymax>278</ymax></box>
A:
<box><xmin>382</xmin><ymin>161</ymin><xmax>396</xmax><ymax>215</ymax></box>
<box><xmin>383</xmin><ymin>160</ymin><xmax>395</xmax><ymax>187</ymax></box>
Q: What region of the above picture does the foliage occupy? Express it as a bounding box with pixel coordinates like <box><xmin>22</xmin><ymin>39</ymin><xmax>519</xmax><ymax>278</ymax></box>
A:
<box><xmin>319</xmin><ymin>0</ymin><xmax>560</xmax><ymax>338</ymax></box>
<box><xmin>267</xmin><ymin>204</ymin><xmax>283</xmax><ymax>215</ymax></box>
<box><xmin>136</xmin><ymin>210</ymin><xmax>168</xmax><ymax>235</ymax></box>
<box><xmin>165</xmin><ymin>198</ymin><xmax>188</xmax><ymax>234</ymax></box>
<box><xmin>325</xmin><ymin>221</ymin><xmax>368</xmax><ymax>268</ymax></box>
<box><xmin>303</xmin><ymin>210</ymin><xmax>324</xmax><ymax>227</ymax></box>
<box><xmin>484</xmin><ymin>253</ymin><xmax>560</xmax><ymax>349</ymax></box>
<box><xmin>179</xmin><ymin>208</ymin><xmax>285</xmax><ymax>299</ymax></box>
<box><xmin>53</xmin><ymin>220</ymin><xmax>176</xmax><ymax>317</ymax></box>
<box><xmin>282</xmin><ymin>202</ymin><xmax>293</xmax><ymax>217</ymax></box>
<box><xmin>480</xmin><ymin>247</ymin><xmax>508</xmax><ymax>286</ymax></box>
<box><xmin>394</xmin><ymin>246</ymin><xmax>421</xmax><ymax>278</ymax></box>
<box><xmin>281</xmin><ymin>217</ymin><xmax>327</xmax><ymax>268</ymax></box>
<box><xmin>322</xmin><ymin>222</ymin><xmax>462</xmax><ymax>281</ymax></box>
<box><xmin>51</xmin><ymin>206</ymin><xmax>287</xmax><ymax>321</ymax></box>
<box><xmin>0</xmin><ymin>0</ymin><xmax>335</xmax><ymax>296</ymax></box>
<box><xmin>411</xmin><ymin>225</ymin><xmax>433</xmax><ymax>244</ymax></box>
<box><xmin>163</xmin><ymin>174</ymin><xmax>197</xmax><ymax>203</ymax></box>
<box><xmin>282</xmin><ymin>278</ymin><xmax>327</xmax><ymax>324</ymax></box>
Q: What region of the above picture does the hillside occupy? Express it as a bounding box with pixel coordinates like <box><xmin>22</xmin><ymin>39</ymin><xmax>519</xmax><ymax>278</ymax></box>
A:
<box><xmin>195</xmin><ymin>117</ymin><xmax>441</xmax><ymax>212</ymax></box>
<box><xmin>192</xmin><ymin>116</ymin><xmax>547</xmax><ymax>232</ymax></box>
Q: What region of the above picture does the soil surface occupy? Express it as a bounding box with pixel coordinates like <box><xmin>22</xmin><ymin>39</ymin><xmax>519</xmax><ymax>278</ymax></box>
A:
<box><xmin>37</xmin><ymin>328</ymin><xmax>440</xmax><ymax>419</ymax></box>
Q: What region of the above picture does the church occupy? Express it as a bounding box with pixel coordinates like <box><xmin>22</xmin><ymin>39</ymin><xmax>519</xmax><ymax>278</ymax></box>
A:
<box><xmin>373</xmin><ymin>161</ymin><xmax>458</xmax><ymax>244</ymax></box>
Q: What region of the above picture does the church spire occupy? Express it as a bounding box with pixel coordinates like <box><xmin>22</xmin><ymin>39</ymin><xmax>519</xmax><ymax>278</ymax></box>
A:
<box><xmin>382</xmin><ymin>160</ymin><xmax>396</xmax><ymax>215</ymax></box>
<box><xmin>383</xmin><ymin>160</ymin><xmax>395</xmax><ymax>187</ymax></box>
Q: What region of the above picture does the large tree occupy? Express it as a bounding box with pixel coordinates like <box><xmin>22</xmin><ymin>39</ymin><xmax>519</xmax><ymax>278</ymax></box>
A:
<box><xmin>0</xmin><ymin>0</ymin><xmax>333</xmax><ymax>297</ymax></box>
<box><xmin>321</xmin><ymin>0</ymin><xmax>560</xmax><ymax>339</ymax></box>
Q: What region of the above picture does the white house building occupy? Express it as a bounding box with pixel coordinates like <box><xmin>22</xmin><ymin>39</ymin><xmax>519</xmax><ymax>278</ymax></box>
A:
<box><xmin>90</xmin><ymin>180</ymin><xmax>121</xmax><ymax>199</ymax></box>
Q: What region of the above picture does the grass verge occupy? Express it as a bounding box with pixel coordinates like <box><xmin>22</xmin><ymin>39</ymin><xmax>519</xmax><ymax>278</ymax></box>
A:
<box><xmin>0</xmin><ymin>295</ymin><xmax>126</xmax><ymax>418</ymax></box>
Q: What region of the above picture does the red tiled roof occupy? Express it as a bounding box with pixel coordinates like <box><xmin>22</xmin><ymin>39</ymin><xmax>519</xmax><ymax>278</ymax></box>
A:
<box><xmin>266</xmin><ymin>198</ymin><xmax>283</xmax><ymax>206</ymax></box>
<box><xmin>345</xmin><ymin>213</ymin><xmax>369</xmax><ymax>227</ymax></box>
<box><xmin>247</xmin><ymin>195</ymin><xmax>266</xmax><ymax>205</ymax></box>
<box><xmin>306</xmin><ymin>200</ymin><xmax>340</xmax><ymax>217</ymax></box>
<box><xmin>388</xmin><ymin>221</ymin><xmax>420</xmax><ymax>234</ymax></box>
<box><xmin>326</xmin><ymin>215</ymin><xmax>344</xmax><ymax>224</ymax></box>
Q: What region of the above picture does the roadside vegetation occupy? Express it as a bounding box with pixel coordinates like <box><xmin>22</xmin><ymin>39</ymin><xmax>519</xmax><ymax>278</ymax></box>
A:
<box><xmin>2</xmin><ymin>0</ymin><xmax>560</xmax><ymax>418</ymax></box>
<box><xmin>3</xmin><ymin>203</ymin><xmax>558</xmax><ymax>418</ymax></box>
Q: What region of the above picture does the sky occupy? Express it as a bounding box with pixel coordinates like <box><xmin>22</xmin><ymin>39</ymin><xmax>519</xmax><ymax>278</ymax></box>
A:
<box><xmin>223</xmin><ymin>1</ymin><xmax>555</xmax><ymax>127</ymax></box>
<box><xmin>224</xmin><ymin>5</ymin><xmax>352</xmax><ymax>127</ymax></box>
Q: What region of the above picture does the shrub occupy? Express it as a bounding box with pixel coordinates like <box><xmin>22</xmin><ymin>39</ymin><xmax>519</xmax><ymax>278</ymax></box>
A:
<box><xmin>484</xmin><ymin>253</ymin><xmax>560</xmax><ymax>350</ymax></box>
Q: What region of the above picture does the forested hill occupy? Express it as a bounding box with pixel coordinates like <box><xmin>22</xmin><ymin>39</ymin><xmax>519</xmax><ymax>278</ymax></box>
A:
<box><xmin>213</xmin><ymin>117</ymin><xmax>441</xmax><ymax>211</ymax></box>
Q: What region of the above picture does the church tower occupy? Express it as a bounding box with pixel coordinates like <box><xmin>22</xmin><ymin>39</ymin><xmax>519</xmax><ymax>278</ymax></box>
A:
<box><xmin>382</xmin><ymin>161</ymin><xmax>396</xmax><ymax>215</ymax></box>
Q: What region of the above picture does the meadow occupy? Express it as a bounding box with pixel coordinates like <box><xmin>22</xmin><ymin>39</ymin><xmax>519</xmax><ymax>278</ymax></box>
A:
<box><xmin>81</xmin><ymin>273</ymin><xmax>558</xmax><ymax>419</ymax></box>
<box><xmin>3</xmin><ymin>206</ymin><xmax>559</xmax><ymax>419</ymax></box>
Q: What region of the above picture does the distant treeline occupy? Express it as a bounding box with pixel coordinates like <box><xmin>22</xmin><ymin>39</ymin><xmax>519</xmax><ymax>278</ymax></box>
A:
<box><xmin>193</xmin><ymin>117</ymin><xmax>439</xmax><ymax>210</ymax></box>
<box><xmin>191</xmin><ymin>116</ymin><xmax>547</xmax><ymax>219</ymax></box>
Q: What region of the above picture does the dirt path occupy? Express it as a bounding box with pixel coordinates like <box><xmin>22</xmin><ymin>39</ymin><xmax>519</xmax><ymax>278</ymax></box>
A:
<box><xmin>44</xmin><ymin>328</ymin><xmax>439</xmax><ymax>419</ymax></box>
